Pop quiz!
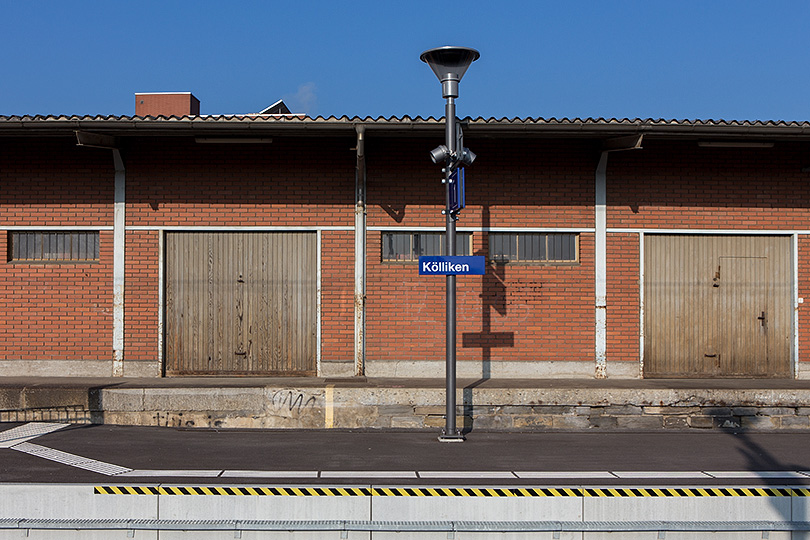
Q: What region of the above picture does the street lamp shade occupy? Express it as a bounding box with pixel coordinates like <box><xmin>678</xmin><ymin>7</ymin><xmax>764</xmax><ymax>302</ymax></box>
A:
<box><xmin>429</xmin><ymin>145</ymin><xmax>450</xmax><ymax>164</ymax></box>
<box><xmin>420</xmin><ymin>46</ymin><xmax>480</xmax><ymax>98</ymax></box>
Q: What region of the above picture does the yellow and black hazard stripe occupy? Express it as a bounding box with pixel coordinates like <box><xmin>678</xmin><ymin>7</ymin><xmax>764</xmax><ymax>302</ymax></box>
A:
<box><xmin>370</xmin><ymin>487</ymin><xmax>581</xmax><ymax>497</ymax></box>
<box><xmin>580</xmin><ymin>487</ymin><xmax>795</xmax><ymax>497</ymax></box>
<box><xmin>95</xmin><ymin>486</ymin><xmax>372</xmax><ymax>496</ymax></box>
<box><xmin>95</xmin><ymin>486</ymin><xmax>802</xmax><ymax>497</ymax></box>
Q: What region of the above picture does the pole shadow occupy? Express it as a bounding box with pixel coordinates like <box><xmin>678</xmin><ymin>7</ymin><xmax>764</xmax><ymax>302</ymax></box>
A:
<box><xmin>461</xmin><ymin>204</ymin><xmax>514</xmax><ymax>433</ymax></box>
<box><xmin>726</xmin><ymin>427</ymin><xmax>810</xmax><ymax>536</ymax></box>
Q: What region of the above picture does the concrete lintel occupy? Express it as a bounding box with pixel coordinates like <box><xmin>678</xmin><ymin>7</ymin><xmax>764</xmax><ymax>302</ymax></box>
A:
<box><xmin>602</xmin><ymin>134</ymin><xmax>644</xmax><ymax>152</ymax></box>
<box><xmin>75</xmin><ymin>131</ymin><xmax>119</xmax><ymax>149</ymax></box>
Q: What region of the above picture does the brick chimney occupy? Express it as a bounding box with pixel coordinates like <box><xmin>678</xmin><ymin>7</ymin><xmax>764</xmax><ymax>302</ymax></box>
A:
<box><xmin>135</xmin><ymin>92</ymin><xmax>200</xmax><ymax>117</ymax></box>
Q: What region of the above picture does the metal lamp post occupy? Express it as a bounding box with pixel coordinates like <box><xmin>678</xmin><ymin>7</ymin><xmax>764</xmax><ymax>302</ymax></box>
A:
<box><xmin>420</xmin><ymin>46</ymin><xmax>480</xmax><ymax>442</ymax></box>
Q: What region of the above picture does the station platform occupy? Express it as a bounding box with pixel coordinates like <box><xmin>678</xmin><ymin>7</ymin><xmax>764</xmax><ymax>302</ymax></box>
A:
<box><xmin>3</xmin><ymin>422</ymin><xmax>810</xmax><ymax>538</ymax></box>
<box><xmin>3</xmin><ymin>376</ymin><xmax>810</xmax><ymax>431</ymax></box>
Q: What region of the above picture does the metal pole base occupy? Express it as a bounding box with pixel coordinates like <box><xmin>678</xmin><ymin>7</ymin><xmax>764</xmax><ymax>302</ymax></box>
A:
<box><xmin>438</xmin><ymin>432</ymin><xmax>466</xmax><ymax>443</ymax></box>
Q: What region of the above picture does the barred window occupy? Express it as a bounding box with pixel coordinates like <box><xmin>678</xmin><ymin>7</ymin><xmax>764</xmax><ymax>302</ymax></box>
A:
<box><xmin>382</xmin><ymin>232</ymin><xmax>471</xmax><ymax>261</ymax></box>
<box><xmin>9</xmin><ymin>231</ymin><xmax>100</xmax><ymax>262</ymax></box>
<box><xmin>489</xmin><ymin>232</ymin><xmax>577</xmax><ymax>263</ymax></box>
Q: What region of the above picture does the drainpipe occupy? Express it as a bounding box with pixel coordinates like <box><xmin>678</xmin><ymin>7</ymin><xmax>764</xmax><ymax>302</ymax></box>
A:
<box><xmin>75</xmin><ymin>132</ymin><xmax>126</xmax><ymax>377</ymax></box>
<box><xmin>594</xmin><ymin>135</ymin><xmax>643</xmax><ymax>379</ymax></box>
<box><xmin>354</xmin><ymin>125</ymin><xmax>367</xmax><ymax>376</ymax></box>
<box><xmin>595</xmin><ymin>151</ymin><xmax>609</xmax><ymax>379</ymax></box>
<box><xmin>112</xmin><ymin>149</ymin><xmax>126</xmax><ymax>377</ymax></box>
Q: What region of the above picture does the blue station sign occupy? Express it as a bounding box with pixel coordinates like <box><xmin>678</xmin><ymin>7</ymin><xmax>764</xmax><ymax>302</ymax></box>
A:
<box><xmin>419</xmin><ymin>256</ymin><xmax>486</xmax><ymax>276</ymax></box>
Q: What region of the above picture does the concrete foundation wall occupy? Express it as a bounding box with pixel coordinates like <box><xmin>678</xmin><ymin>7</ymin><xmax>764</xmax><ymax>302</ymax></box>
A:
<box><xmin>5</xmin><ymin>381</ymin><xmax>810</xmax><ymax>432</ymax></box>
<box><xmin>93</xmin><ymin>385</ymin><xmax>810</xmax><ymax>431</ymax></box>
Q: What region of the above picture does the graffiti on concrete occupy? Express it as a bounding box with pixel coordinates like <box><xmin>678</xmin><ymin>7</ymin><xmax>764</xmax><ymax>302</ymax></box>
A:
<box><xmin>270</xmin><ymin>390</ymin><xmax>318</xmax><ymax>415</ymax></box>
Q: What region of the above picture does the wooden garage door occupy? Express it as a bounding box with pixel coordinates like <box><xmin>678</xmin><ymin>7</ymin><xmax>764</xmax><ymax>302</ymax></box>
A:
<box><xmin>644</xmin><ymin>235</ymin><xmax>791</xmax><ymax>378</ymax></box>
<box><xmin>165</xmin><ymin>232</ymin><xmax>317</xmax><ymax>376</ymax></box>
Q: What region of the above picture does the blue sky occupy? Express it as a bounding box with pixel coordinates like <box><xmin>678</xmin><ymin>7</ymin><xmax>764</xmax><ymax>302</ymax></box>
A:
<box><xmin>2</xmin><ymin>1</ymin><xmax>809</xmax><ymax>121</ymax></box>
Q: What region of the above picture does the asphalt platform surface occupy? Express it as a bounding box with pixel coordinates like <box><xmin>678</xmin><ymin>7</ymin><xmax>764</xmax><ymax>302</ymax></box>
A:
<box><xmin>3</xmin><ymin>422</ymin><xmax>810</xmax><ymax>487</ymax></box>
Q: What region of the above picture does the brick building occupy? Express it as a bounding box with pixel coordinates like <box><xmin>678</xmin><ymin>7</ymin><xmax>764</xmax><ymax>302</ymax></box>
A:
<box><xmin>1</xmin><ymin>93</ymin><xmax>810</xmax><ymax>380</ymax></box>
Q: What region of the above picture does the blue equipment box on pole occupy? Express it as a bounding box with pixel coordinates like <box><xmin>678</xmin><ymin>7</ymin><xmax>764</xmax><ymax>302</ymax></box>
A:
<box><xmin>449</xmin><ymin>168</ymin><xmax>465</xmax><ymax>213</ymax></box>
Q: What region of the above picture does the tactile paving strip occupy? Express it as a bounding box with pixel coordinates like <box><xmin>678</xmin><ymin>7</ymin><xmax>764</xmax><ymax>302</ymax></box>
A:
<box><xmin>0</xmin><ymin>423</ymin><xmax>67</xmax><ymax>448</ymax></box>
<box><xmin>14</xmin><ymin>442</ymin><xmax>132</xmax><ymax>476</ymax></box>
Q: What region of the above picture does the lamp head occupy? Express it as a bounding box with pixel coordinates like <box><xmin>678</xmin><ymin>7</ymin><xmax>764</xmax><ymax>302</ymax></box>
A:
<box><xmin>429</xmin><ymin>145</ymin><xmax>450</xmax><ymax>164</ymax></box>
<box><xmin>420</xmin><ymin>46</ymin><xmax>480</xmax><ymax>98</ymax></box>
<box><xmin>458</xmin><ymin>147</ymin><xmax>476</xmax><ymax>167</ymax></box>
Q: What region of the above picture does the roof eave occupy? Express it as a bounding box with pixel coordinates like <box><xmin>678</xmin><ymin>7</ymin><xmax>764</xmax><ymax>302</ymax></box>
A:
<box><xmin>1</xmin><ymin>116</ymin><xmax>810</xmax><ymax>140</ymax></box>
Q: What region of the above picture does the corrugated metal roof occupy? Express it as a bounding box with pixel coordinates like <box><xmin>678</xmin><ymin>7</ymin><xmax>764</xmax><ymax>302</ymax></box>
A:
<box><xmin>1</xmin><ymin>114</ymin><xmax>810</xmax><ymax>139</ymax></box>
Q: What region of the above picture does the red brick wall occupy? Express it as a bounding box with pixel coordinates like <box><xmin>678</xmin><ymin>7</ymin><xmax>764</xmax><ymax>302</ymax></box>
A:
<box><xmin>799</xmin><ymin>236</ymin><xmax>810</xmax><ymax>365</ymax></box>
<box><xmin>366</xmin><ymin>138</ymin><xmax>595</xmax><ymax>229</ymax></box>
<box><xmin>125</xmin><ymin>136</ymin><xmax>357</xmax><ymax>371</ymax></box>
<box><xmin>124</xmin><ymin>231</ymin><xmax>160</xmax><ymax>364</ymax></box>
<box><xmin>0</xmin><ymin>139</ymin><xmax>114</xmax><ymax>362</ymax></box>
<box><xmin>321</xmin><ymin>231</ymin><xmax>354</xmax><ymax>363</ymax></box>
<box><xmin>607</xmin><ymin>140</ymin><xmax>810</xmax><ymax>369</ymax></box>
<box><xmin>607</xmin><ymin>140</ymin><xmax>810</xmax><ymax>229</ymax></box>
<box><xmin>606</xmin><ymin>233</ymin><xmax>640</xmax><ymax>366</ymax></box>
<box><xmin>0</xmin><ymin>136</ymin><xmax>359</xmax><ymax>369</ymax></box>
<box><xmin>126</xmin><ymin>138</ymin><xmax>354</xmax><ymax>227</ymax></box>
<box><xmin>365</xmin><ymin>137</ymin><xmax>596</xmax><ymax>364</ymax></box>
<box><xmin>0</xmin><ymin>231</ymin><xmax>113</xmax><ymax>361</ymax></box>
<box><xmin>4</xmin><ymin>133</ymin><xmax>810</xmax><ymax>376</ymax></box>
<box><xmin>366</xmin><ymin>232</ymin><xmax>595</xmax><ymax>364</ymax></box>
<box><xmin>0</xmin><ymin>139</ymin><xmax>113</xmax><ymax>225</ymax></box>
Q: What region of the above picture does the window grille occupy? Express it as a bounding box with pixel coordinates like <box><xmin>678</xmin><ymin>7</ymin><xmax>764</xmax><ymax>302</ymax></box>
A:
<box><xmin>489</xmin><ymin>232</ymin><xmax>577</xmax><ymax>263</ymax></box>
<box><xmin>382</xmin><ymin>232</ymin><xmax>472</xmax><ymax>261</ymax></box>
<box><xmin>9</xmin><ymin>231</ymin><xmax>100</xmax><ymax>262</ymax></box>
